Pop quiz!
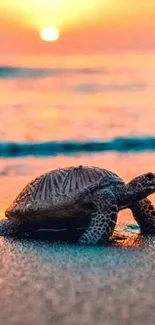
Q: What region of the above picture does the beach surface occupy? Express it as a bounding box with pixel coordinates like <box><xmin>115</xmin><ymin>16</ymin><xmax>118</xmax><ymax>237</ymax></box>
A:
<box><xmin>0</xmin><ymin>228</ymin><xmax>155</xmax><ymax>325</ymax></box>
<box><xmin>0</xmin><ymin>159</ymin><xmax>155</xmax><ymax>325</ymax></box>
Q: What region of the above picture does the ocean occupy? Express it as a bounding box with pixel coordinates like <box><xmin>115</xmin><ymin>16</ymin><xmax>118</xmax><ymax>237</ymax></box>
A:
<box><xmin>0</xmin><ymin>52</ymin><xmax>155</xmax><ymax>217</ymax></box>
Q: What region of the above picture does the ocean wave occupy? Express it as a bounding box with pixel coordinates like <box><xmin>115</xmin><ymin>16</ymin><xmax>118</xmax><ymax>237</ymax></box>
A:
<box><xmin>74</xmin><ymin>83</ymin><xmax>146</xmax><ymax>92</ymax></box>
<box><xmin>0</xmin><ymin>66</ymin><xmax>106</xmax><ymax>79</ymax></box>
<box><xmin>0</xmin><ymin>136</ymin><xmax>155</xmax><ymax>157</ymax></box>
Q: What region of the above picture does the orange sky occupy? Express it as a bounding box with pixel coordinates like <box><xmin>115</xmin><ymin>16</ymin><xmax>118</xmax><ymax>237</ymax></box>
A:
<box><xmin>0</xmin><ymin>0</ymin><xmax>155</xmax><ymax>55</ymax></box>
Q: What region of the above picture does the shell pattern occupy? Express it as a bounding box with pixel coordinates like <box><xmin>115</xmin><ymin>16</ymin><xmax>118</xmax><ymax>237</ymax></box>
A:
<box><xmin>5</xmin><ymin>165</ymin><xmax>124</xmax><ymax>219</ymax></box>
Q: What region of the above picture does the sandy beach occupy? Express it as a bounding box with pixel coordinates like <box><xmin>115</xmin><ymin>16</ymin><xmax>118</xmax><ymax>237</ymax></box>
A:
<box><xmin>1</xmin><ymin>228</ymin><xmax>155</xmax><ymax>325</ymax></box>
<box><xmin>0</xmin><ymin>153</ymin><xmax>155</xmax><ymax>325</ymax></box>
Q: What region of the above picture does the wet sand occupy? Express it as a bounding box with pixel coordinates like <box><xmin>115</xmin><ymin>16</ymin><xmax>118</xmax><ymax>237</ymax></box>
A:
<box><xmin>0</xmin><ymin>153</ymin><xmax>155</xmax><ymax>325</ymax></box>
<box><xmin>0</xmin><ymin>228</ymin><xmax>155</xmax><ymax>325</ymax></box>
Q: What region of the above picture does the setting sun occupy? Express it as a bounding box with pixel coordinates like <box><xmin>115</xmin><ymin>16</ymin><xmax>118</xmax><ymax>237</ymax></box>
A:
<box><xmin>40</xmin><ymin>26</ymin><xmax>59</xmax><ymax>42</ymax></box>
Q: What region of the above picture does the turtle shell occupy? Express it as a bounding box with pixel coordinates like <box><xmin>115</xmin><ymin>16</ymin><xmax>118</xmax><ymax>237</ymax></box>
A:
<box><xmin>5</xmin><ymin>165</ymin><xmax>124</xmax><ymax>223</ymax></box>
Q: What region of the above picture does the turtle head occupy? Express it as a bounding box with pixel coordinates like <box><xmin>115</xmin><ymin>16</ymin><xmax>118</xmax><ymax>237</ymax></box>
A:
<box><xmin>127</xmin><ymin>172</ymin><xmax>155</xmax><ymax>201</ymax></box>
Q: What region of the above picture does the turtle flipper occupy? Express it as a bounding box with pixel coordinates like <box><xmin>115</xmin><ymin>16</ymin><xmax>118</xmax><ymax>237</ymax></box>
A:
<box><xmin>131</xmin><ymin>198</ymin><xmax>155</xmax><ymax>234</ymax></box>
<box><xmin>0</xmin><ymin>219</ymin><xmax>22</xmax><ymax>237</ymax></box>
<box><xmin>78</xmin><ymin>191</ymin><xmax>118</xmax><ymax>245</ymax></box>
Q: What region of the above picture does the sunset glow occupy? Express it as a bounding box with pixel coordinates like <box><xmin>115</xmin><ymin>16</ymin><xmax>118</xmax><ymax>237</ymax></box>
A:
<box><xmin>40</xmin><ymin>27</ymin><xmax>59</xmax><ymax>42</ymax></box>
<box><xmin>0</xmin><ymin>0</ymin><xmax>155</xmax><ymax>56</ymax></box>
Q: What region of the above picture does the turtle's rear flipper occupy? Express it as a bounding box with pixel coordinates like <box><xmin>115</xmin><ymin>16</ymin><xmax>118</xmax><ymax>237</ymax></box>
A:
<box><xmin>0</xmin><ymin>219</ymin><xmax>23</xmax><ymax>237</ymax></box>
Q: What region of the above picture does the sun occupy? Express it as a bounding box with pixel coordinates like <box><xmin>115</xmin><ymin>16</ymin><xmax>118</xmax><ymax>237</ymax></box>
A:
<box><xmin>40</xmin><ymin>26</ymin><xmax>59</xmax><ymax>42</ymax></box>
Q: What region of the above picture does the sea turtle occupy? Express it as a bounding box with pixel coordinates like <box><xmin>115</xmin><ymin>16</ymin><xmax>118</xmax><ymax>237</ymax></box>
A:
<box><xmin>1</xmin><ymin>165</ymin><xmax>155</xmax><ymax>244</ymax></box>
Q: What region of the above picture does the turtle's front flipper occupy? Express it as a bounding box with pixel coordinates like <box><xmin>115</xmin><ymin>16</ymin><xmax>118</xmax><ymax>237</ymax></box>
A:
<box><xmin>131</xmin><ymin>198</ymin><xmax>155</xmax><ymax>234</ymax></box>
<box><xmin>78</xmin><ymin>191</ymin><xmax>118</xmax><ymax>245</ymax></box>
<box><xmin>0</xmin><ymin>219</ymin><xmax>22</xmax><ymax>237</ymax></box>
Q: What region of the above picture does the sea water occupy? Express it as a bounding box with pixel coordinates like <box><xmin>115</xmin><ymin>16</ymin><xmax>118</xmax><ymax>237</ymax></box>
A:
<box><xmin>0</xmin><ymin>52</ymin><xmax>155</xmax><ymax>223</ymax></box>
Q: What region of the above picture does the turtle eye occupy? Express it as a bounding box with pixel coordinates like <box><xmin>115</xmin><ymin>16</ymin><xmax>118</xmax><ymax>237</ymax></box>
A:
<box><xmin>147</xmin><ymin>172</ymin><xmax>154</xmax><ymax>181</ymax></box>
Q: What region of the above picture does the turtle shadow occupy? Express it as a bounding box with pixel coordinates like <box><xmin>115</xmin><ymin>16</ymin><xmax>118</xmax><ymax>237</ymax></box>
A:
<box><xmin>0</xmin><ymin>226</ymin><xmax>147</xmax><ymax>249</ymax></box>
<box><xmin>0</xmin><ymin>219</ymin><xmax>153</xmax><ymax>249</ymax></box>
